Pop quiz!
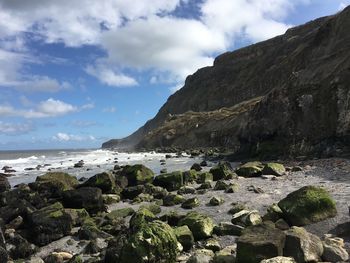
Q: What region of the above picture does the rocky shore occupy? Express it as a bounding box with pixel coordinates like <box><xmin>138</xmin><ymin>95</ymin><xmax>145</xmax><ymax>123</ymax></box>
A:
<box><xmin>0</xmin><ymin>154</ymin><xmax>349</xmax><ymax>263</ymax></box>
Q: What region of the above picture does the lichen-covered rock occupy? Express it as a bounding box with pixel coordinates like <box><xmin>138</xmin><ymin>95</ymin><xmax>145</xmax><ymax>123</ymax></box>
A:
<box><xmin>28</xmin><ymin>202</ymin><xmax>73</xmax><ymax>246</ymax></box>
<box><xmin>107</xmin><ymin>207</ymin><xmax>135</xmax><ymax>219</ymax></box>
<box><xmin>140</xmin><ymin>203</ymin><xmax>161</xmax><ymax>214</ymax></box>
<box><xmin>118</xmin><ymin>220</ymin><xmax>179</xmax><ymax>263</ymax></box>
<box><xmin>187</xmin><ymin>249</ymin><xmax>215</xmax><ymax>263</ymax></box>
<box><xmin>178</xmin><ymin>211</ymin><xmax>214</xmax><ymax>240</ymax></box>
<box><xmin>191</xmin><ymin>163</ymin><xmax>202</xmax><ymax>171</ymax></box>
<box><xmin>204</xmin><ymin>238</ymin><xmax>221</xmax><ymax>252</ymax></box>
<box><xmin>209</xmin><ymin>196</ymin><xmax>225</xmax><ymax>206</ymax></box>
<box><xmin>178</xmin><ymin>186</ymin><xmax>196</xmax><ymax>195</ymax></box>
<box><xmin>181</xmin><ymin>197</ymin><xmax>200</xmax><ymax>209</ymax></box>
<box><xmin>236</xmin><ymin>223</ymin><xmax>286</xmax><ymax>263</ymax></box>
<box><xmin>197</xmin><ymin>181</ymin><xmax>212</xmax><ymax>190</ymax></box>
<box><xmin>129</xmin><ymin>208</ymin><xmax>156</xmax><ymax>229</ymax></box>
<box><xmin>228</xmin><ymin>203</ymin><xmax>246</xmax><ymax>214</ymax></box>
<box><xmin>214</xmin><ymin>180</ymin><xmax>229</xmax><ymax>191</ymax></box>
<box><xmin>103</xmin><ymin>194</ymin><xmax>121</xmax><ymax>204</ymax></box>
<box><xmin>0</xmin><ymin>175</ymin><xmax>10</xmax><ymax>193</ymax></box>
<box><xmin>262</xmin><ymin>163</ymin><xmax>286</xmax><ymax>176</ymax></box>
<box><xmin>278</xmin><ymin>186</ymin><xmax>337</xmax><ymax>226</ymax></box>
<box><xmin>31</xmin><ymin>172</ymin><xmax>78</xmax><ymax>197</ymax></box>
<box><xmin>62</xmin><ymin>187</ymin><xmax>105</xmax><ymax>214</ymax></box>
<box><xmin>283</xmin><ymin>226</ymin><xmax>323</xmax><ymax>263</ymax></box>
<box><xmin>173</xmin><ymin>225</ymin><xmax>194</xmax><ymax>251</ymax></box>
<box><xmin>235</xmin><ymin>162</ymin><xmax>264</xmax><ymax>177</ymax></box>
<box><xmin>80</xmin><ymin>172</ymin><xmax>119</xmax><ymax>194</ymax></box>
<box><xmin>144</xmin><ymin>183</ymin><xmax>169</xmax><ymax>199</ymax></box>
<box><xmin>210</xmin><ymin>163</ymin><xmax>235</xmax><ymax>181</ymax></box>
<box><xmin>6</xmin><ymin>232</ymin><xmax>37</xmax><ymax>260</ymax></box>
<box><xmin>133</xmin><ymin>193</ymin><xmax>154</xmax><ymax>203</ymax></box>
<box><xmin>196</xmin><ymin>172</ymin><xmax>213</xmax><ymax>183</ymax></box>
<box><xmin>121</xmin><ymin>185</ymin><xmax>145</xmax><ymax>200</ymax></box>
<box><xmin>153</xmin><ymin>171</ymin><xmax>183</xmax><ymax>191</ymax></box>
<box><xmin>163</xmin><ymin>193</ymin><xmax>185</xmax><ymax>206</ymax></box>
<box><xmin>64</xmin><ymin>208</ymin><xmax>90</xmax><ymax>226</ymax></box>
<box><xmin>263</xmin><ymin>204</ymin><xmax>284</xmax><ymax>222</ymax></box>
<box><xmin>120</xmin><ymin>164</ymin><xmax>154</xmax><ymax>186</ymax></box>
<box><xmin>183</xmin><ymin>170</ymin><xmax>198</xmax><ymax>184</ymax></box>
<box><xmin>322</xmin><ymin>236</ymin><xmax>349</xmax><ymax>262</ymax></box>
<box><xmin>159</xmin><ymin>211</ymin><xmax>185</xmax><ymax>226</ymax></box>
<box><xmin>260</xmin><ymin>257</ymin><xmax>296</xmax><ymax>263</ymax></box>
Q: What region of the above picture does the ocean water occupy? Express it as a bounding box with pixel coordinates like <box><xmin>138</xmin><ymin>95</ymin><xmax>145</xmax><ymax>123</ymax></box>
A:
<box><xmin>0</xmin><ymin>149</ymin><xmax>205</xmax><ymax>187</ymax></box>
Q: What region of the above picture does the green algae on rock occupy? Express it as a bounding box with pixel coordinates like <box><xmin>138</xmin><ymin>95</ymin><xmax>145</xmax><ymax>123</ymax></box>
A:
<box><xmin>178</xmin><ymin>211</ymin><xmax>214</xmax><ymax>240</ymax></box>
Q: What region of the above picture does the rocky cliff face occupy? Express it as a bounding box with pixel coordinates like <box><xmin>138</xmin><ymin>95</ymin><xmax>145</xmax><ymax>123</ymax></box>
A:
<box><xmin>103</xmin><ymin>7</ymin><xmax>350</xmax><ymax>159</ymax></box>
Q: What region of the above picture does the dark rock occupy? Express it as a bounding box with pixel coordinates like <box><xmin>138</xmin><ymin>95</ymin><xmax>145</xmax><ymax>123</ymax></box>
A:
<box><xmin>159</xmin><ymin>211</ymin><xmax>185</xmax><ymax>226</ymax></box>
<box><xmin>129</xmin><ymin>208</ymin><xmax>156</xmax><ymax>230</ymax></box>
<box><xmin>262</xmin><ymin>163</ymin><xmax>286</xmax><ymax>176</ymax></box>
<box><xmin>196</xmin><ymin>172</ymin><xmax>213</xmax><ymax>183</ymax></box>
<box><xmin>197</xmin><ymin>182</ymin><xmax>212</xmax><ymax>190</ymax></box>
<box><xmin>153</xmin><ymin>171</ymin><xmax>183</xmax><ymax>191</ymax></box>
<box><xmin>0</xmin><ymin>247</ymin><xmax>8</xmax><ymax>263</ymax></box>
<box><xmin>236</xmin><ymin>162</ymin><xmax>264</xmax><ymax>177</ymax></box>
<box><xmin>214</xmin><ymin>222</ymin><xmax>244</xmax><ymax>236</ymax></box>
<box><xmin>181</xmin><ymin>197</ymin><xmax>200</xmax><ymax>209</ymax></box>
<box><xmin>121</xmin><ymin>185</ymin><xmax>145</xmax><ymax>200</ymax></box>
<box><xmin>174</xmin><ymin>225</ymin><xmax>194</xmax><ymax>251</ymax></box>
<box><xmin>0</xmin><ymin>175</ymin><xmax>10</xmax><ymax>193</ymax></box>
<box><xmin>178</xmin><ymin>211</ymin><xmax>214</xmax><ymax>240</ymax></box>
<box><xmin>119</xmin><ymin>164</ymin><xmax>154</xmax><ymax>186</ymax></box>
<box><xmin>210</xmin><ymin>163</ymin><xmax>235</xmax><ymax>181</ymax></box>
<box><xmin>183</xmin><ymin>170</ymin><xmax>198</xmax><ymax>184</ymax></box>
<box><xmin>209</xmin><ymin>196</ymin><xmax>224</xmax><ymax>206</ymax></box>
<box><xmin>191</xmin><ymin>163</ymin><xmax>202</xmax><ymax>171</ymax></box>
<box><xmin>163</xmin><ymin>193</ymin><xmax>185</xmax><ymax>206</ymax></box>
<box><xmin>200</xmin><ymin>160</ymin><xmax>208</xmax><ymax>167</ymax></box>
<box><xmin>79</xmin><ymin>172</ymin><xmax>119</xmax><ymax>194</ymax></box>
<box><xmin>7</xmin><ymin>232</ymin><xmax>37</xmax><ymax>259</ymax></box>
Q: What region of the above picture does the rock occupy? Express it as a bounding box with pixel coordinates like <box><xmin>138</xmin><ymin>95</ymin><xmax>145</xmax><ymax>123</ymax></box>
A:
<box><xmin>174</xmin><ymin>225</ymin><xmax>194</xmax><ymax>251</ymax></box>
<box><xmin>178</xmin><ymin>211</ymin><xmax>214</xmax><ymax>240</ymax></box>
<box><xmin>274</xmin><ymin>219</ymin><xmax>290</xmax><ymax>231</ymax></box>
<box><xmin>121</xmin><ymin>185</ymin><xmax>145</xmax><ymax>200</ymax></box>
<box><xmin>263</xmin><ymin>204</ymin><xmax>284</xmax><ymax>222</ymax></box>
<box><xmin>322</xmin><ymin>236</ymin><xmax>349</xmax><ymax>262</ymax></box>
<box><xmin>28</xmin><ymin>202</ymin><xmax>73</xmax><ymax>246</ymax></box>
<box><xmin>228</xmin><ymin>203</ymin><xmax>246</xmax><ymax>214</ymax></box>
<box><xmin>139</xmin><ymin>203</ymin><xmax>161</xmax><ymax>214</ymax></box>
<box><xmin>31</xmin><ymin>172</ymin><xmax>78</xmax><ymax>197</ymax></box>
<box><xmin>129</xmin><ymin>208</ymin><xmax>156</xmax><ymax>229</ymax></box>
<box><xmin>6</xmin><ymin>215</ymin><xmax>23</xmax><ymax>229</ymax></box>
<box><xmin>178</xmin><ymin>186</ymin><xmax>196</xmax><ymax>195</ymax></box>
<box><xmin>0</xmin><ymin>228</ymin><xmax>5</xmax><ymax>248</ymax></box>
<box><xmin>183</xmin><ymin>170</ymin><xmax>198</xmax><ymax>184</ymax></box>
<box><xmin>213</xmin><ymin>246</ymin><xmax>236</xmax><ymax>263</ymax></box>
<box><xmin>153</xmin><ymin>171</ymin><xmax>184</xmax><ymax>191</ymax></box>
<box><xmin>214</xmin><ymin>180</ymin><xmax>229</xmax><ymax>191</ymax></box>
<box><xmin>74</xmin><ymin>160</ymin><xmax>84</xmax><ymax>168</ymax></box>
<box><xmin>118</xmin><ymin>220</ymin><xmax>179</xmax><ymax>263</ymax></box>
<box><xmin>68</xmin><ymin>255</ymin><xmax>83</xmax><ymax>263</ymax></box>
<box><xmin>107</xmin><ymin>207</ymin><xmax>135</xmax><ymax>219</ymax></box>
<box><xmin>191</xmin><ymin>163</ymin><xmax>202</xmax><ymax>171</ymax></box>
<box><xmin>214</xmin><ymin>222</ymin><xmax>244</xmax><ymax>236</ymax></box>
<box><xmin>278</xmin><ymin>186</ymin><xmax>337</xmax><ymax>226</ymax></box>
<box><xmin>163</xmin><ymin>193</ymin><xmax>185</xmax><ymax>206</ymax></box>
<box><xmin>231</xmin><ymin>210</ymin><xmax>262</xmax><ymax>227</ymax></box>
<box><xmin>210</xmin><ymin>163</ymin><xmax>235</xmax><ymax>181</ymax></box>
<box><xmin>187</xmin><ymin>249</ymin><xmax>215</xmax><ymax>263</ymax></box>
<box><xmin>283</xmin><ymin>226</ymin><xmax>323</xmax><ymax>263</ymax></box>
<box><xmin>236</xmin><ymin>223</ymin><xmax>286</xmax><ymax>263</ymax></box>
<box><xmin>80</xmin><ymin>172</ymin><xmax>119</xmax><ymax>194</ymax></box>
<box><xmin>260</xmin><ymin>257</ymin><xmax>296</xmax><ymax>263</ymax></box>
<box><xmin>181</xmin><ymin>197</ymin><xmax>200</xmax><ymax>209</ymax></box>
<box><xmin>291</xmin><ymin>166</ymin><xmax>303</xmax><ymax>172</ymax></box>
<box><xmin>64</xmin><ymin>208</ymin><xmax>90</xmax><ymax>226</ymax></box>
<box><xmin>77</xmin><ymin>218</ymin><xmax>103</xmax><ymax>240</ymax></box>
<box><xmin>204</xmin><ymin>238</ymin><xmax>221</xmax><ymax>252</ymax></box>
<box><xmin>103</xmin><ymin>194</ymin><xmax>121</xmax><ymax>204</ymax></box>
<box><xmin>196</xmin><ymin>172</ymin><xmax>213</xmax><ymax>183</ymax></box>
<box><xmin>160</xmin><ymin>168</ymin><xmax>167</xmax><ymax>174</ymax></box>
<box><xmin>236</xmin><ymin>162</ymin><xmax>264</xmax><ymax>177</ymax></box>
<box><xmin>159</xmin><ymin>211</ymin><xmax>185</xmax><ymax>226</ymax></box>
<box><xmin>0</xmin><ymin>175</ymin><xmax>10</xmax><ymax>193</ymax></box>
<box><xmin>247</xmin><ymin>185</ymin><xmax>264</xmax><ymax>194</ymax></box>
<box><xmin>262</xmin><ymin>163</ymin><xmax>286</xmax><ymax>176</ymax></box>
<box><xmin>209</xmin><ymin>196</ymin><xmax>225</xmax><ymax>206</ymax></box>
<box><xmin>133</xmin><ymin>193</ymin><xmax>154</xmax><ymax>203</ymax></box>
<box><xmin>26</xmin><ymin>257</ymin><xmax>45</xmax><ymax>263</ymax></box>
<box><xmin>120</xmin><ymin>164</ymin><xmax>154</xmax><ymax>186</ymax></box>
<box><xmin>197</xmin><ymin>181</ymin><xmax>212</xmax><ymax>190</ymax></box>
<box><xmin>51</xmin><ymin>252</ymin><xmax>73</xmax><ymax>260</ymax></box>
<box><xmin>62</xmin><ymin>187</ymin><xmax>105</xmax><ymax>214</ymax></box>
<box><xmin>0</xmin><ymin>247</ymin><xmax>8</xmax><ymax>263</ymax></box>
<box><xmin>6</xmin><ymin>232</ymin><xmax>37</xmax><ymax>259</ymax></box>
<box><xmin>144</xmin><ymin>183</ymin><xmax>169</xmax><ymax>199</ymax></box>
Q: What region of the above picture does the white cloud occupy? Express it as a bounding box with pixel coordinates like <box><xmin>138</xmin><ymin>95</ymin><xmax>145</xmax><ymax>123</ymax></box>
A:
<box><xmin>339</xmin><ymin>2</ymin><xmax>348</xmax><ymax>10</ymax></box>
<box><xmin>102</xmin><ymin>106</ymin><xmax>116</xmax><ymax>113</ymax></box>
<box><xmin>0</xmin><ymin>121</ymin><xmax>34</xmax><ymax>135</ymax></box>
<box><xmin>85</xmin><ymin>63</ymin><xmax>138</xmax><ymax>87</ymax></box>
<box><xmin>71</xmin><ymin>120</ymin><xmax>97</xmax><ymax>127</ymax></box>
<box><xmin>52</xmin><ymin>132</ymin><xmax>96</xmax><ymax>142</ymax></box>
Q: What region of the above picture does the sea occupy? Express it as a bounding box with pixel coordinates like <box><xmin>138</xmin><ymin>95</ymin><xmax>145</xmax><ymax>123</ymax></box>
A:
<box><xmin>0</xmin><ymin>148</ymin><xmax>204</xmax><ymax>187</ymax></box>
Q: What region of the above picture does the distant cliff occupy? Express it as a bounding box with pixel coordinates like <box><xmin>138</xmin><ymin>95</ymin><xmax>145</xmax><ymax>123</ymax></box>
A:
<box><xmin>103</xmin><ymin>6</ymin><xmax>350</xmax><ymax>159</ymax></box>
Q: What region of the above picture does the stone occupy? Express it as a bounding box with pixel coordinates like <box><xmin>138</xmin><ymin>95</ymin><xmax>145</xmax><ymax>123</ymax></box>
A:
<box><xmin>209</xmin><ymin>196</ymin><xmax>225</xmax><ymax>206</ymax></box>
<box><xmin>173</xmin><ymin>225</ymin><xmax>194</xmax><ymax>251</ymax></box>
<box><xmin>6</xmin><ymin>232</ymin><xmax>37</xmax><ymax>259</ymax></box>
<box><xmin>228</xmin><ymin>203</ymin><xmax>246</xmax><ymax>214</ymax></box>
<box><xmin>191</xmin><ymin>163</ymin><xmax>202</xmax><ymax>171</ymax></box>
<box><xmin>291</xmin><ymin>166</ymin><xmax>303</xmax><ymax>172</ymax></box>
<box><xmin>178</xmin><ymin>211</ymin><xmax>214</xmax><ymax>240</ymax></box>
<box><xmin>322</xmin><ymin>236</ymin><xmax>349</xmax><ymax>262</ymax></box>
<box><xmin>144</xmin><ymin>183</ymin><xmax>169</xmax><ymax>199</ymax></box>
<box><xmin>129</xmin><ymin>208</ymin><xmax>156</xmax><ymax>229</ymax></box>
<box><xmin>120</xmin><ymin>164</ymin><xmax>154</xmax><ymax>186</ymax></box>
<box><xmin>0</xmin><ymin>247</ymin><xmax>8</xmax><ymax>263</ymax></box>
<box><xmin>153</xmin><ymin>171</ymin><xmax>184</xmax><ymax>191</ymax></box>
<box><xmin>183</xmin><ymin>170</ymin><xmax>198</xmax><ymax>184</ymax></box>
<box><xmin>121</xmin><ymin>185</ymin><xmax>145</xmax><ymax>200</ymax></box>
<box><xmin>214</xmin><ymin>180</ymin><xmax>229</xmax><ymax>191</ymax></box>
<box><xmin>62</xmin><ymin>187</ymin><xmax>105</xmax><ymax>214</ymax></box>
<box><xmin>196</xmin><ymin>172</ymin><xmax>213</xmax><ymax>183</ymax></box>
<box><xmin>181</xmin><ymin>197</ymin><xmax>200</xmax><ymax>209</ymax></box>
<box><xmin>197</xmin><ymin>181</ymin><xmax>212</xmax><ymax>190</ymax></box>
<box><xmin>213</xmin><ymin>246</ymin><xmax>236</xmax><ymax>263</ymax></box>
<box><xmin>163</xmin><ymin>193</ymin><xmax>185</xmax><ymax>206</ymax></box>
<box><xmin>214</xmin><ymin>222</ymin><xmax>244</xmax><ymax>236</ymax></box>
<box><xmin>278</xmin><ymin>186</ymin><xmax>337</xmax><ymax>226</ymax></box>
<box><xmin>103</xmin><ymin>194</ymin><xmax>121</xmax><ymax>204</ymax></box>
<box><xmin>204</xmin><ymin>238</ymin><xmax>221</xmax><ymax>252</ymax></box>
<box><xmin>225</xmin><ymin>184</ymin><xmax>239</xmax><ymax>194</ymax></box>
<box><xmin>28</xmin><ymin>202</ymin><xmax>73</xmax><ymax>246</ymax></box>
<box><xmin>275</xmin><ymin>219</ymin><xmax>290</xmax><ymax>231</ymax></box>
<box><xmin>231</xmin><ymin>210</ymin><xmax>262</xmax><ymax>227</ymax></box>
<box><xmin>133</xmin><ymin>193</ymin><xmax>154</xmax><ymax>203</ymax></box>
<box><xmin>187</xmin><ymin>249</ymin><xmax>215</xmax><ymax>263</ymax></box>
<box><xmin>235</xmin><ymin>162</ymin><xmax>264</xmax><ymax>177</ymax></box>
<box><xmin>263</xmin><ymin>204</ymin><xmax>284</xmax><ymax>222</ymax></box>
<box><xmin>210</xmin><ymin>163</ymin><xmax>235</xmax><ymax>181</ymax></box>
<box><xmin>139</xmin><ymin>203</ymin><xmax>161</xmax><ymax>214</ymax></box>
<box><xmin>0</xmin><ymin>175</ymin><xmax>10</xmax><ymax>193</ymax></box>
<box><xmin>159</xmin><ymin>211</ymin><xmax>185</xmax><ymax>226</ymax></box>
<box><xmin>236</xmin><ymin>223</ymin><xmax>286</xmax><ymax>263</ymax></box>
<box><xmin>107</xmin><ymin>207</ymin><xmax>135</xmax><ymax>219</ymax></box>
<box><xmin>64</xmin><ymin>208</ymin><xmax>90</xmax><ymax>226</ymax></box>
<box><xmin>283</xmin><ymin>226</ymin><xmax>323</xmax><ymax>263</ymax></box>
<box><xmin>260</xmin><ymin>257</ymin><xmax>296</xmax><ymax>263</ymax></box>
<box><xmin>118</xmin><ymin>221</ymin><xmax>179</xmax><ymax>263</ymax></box>
<box><xmin>80</xmin><ymin>172</ymin><xmax>119</xmax><ymax>194</ymax></box>
<box><xmin>262</xmin><ymin>163</ymin><xmax>286</xmax><ymax>176</ymax></box>
<box><xmin>178</xmin><ymin>186</ymin><xmax>196</xmax><ymax>195</ymax></box>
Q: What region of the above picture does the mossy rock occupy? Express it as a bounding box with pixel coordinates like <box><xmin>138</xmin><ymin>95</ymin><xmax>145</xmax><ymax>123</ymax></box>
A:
<box><xmin>122</xmin><ymin>185</ymin><xmax>145</xmax><ymax>200</ymax></box>
<box><xmin>196</xmin><ymin>172</ymin><xmax>213</xmax><ymax>183</ymax></box>
<box><xmin>214</xmin><ymin>180</ymin><xmax>229</xmax><ymax>191</ymax></box>
<box><xmin>181</xmin><ymin>197</ymin><xmax>200</xmax><ymax>209</ymax></box>
<box><xmin>197</xmin><ymin>182</ymin><xmax>212</xmax><ymax>190</ymax></box>
<box><xmin>33</xmin><ymin>172</ymin><xmax>78</xmax><ymax>197</ymax></box>
<box><xmin>107</xmin><ymin>207</ymin><xmax>135</xmax><ymax>220</ymax></box>
<box><xmin>159</xmin><ymin>211</ymin><xmax>185</xmax><ymax>226</ymax></box>
<box><xmin>262</xmin><ymin>163</ymin><xmax>286</xmax><ymax>176</ymax></box>
<box><xmin>64</xmin><ymin>208</ymin><xmax>90</xmax><ymax>226</ymax></box>
<box><xmin>119</xmin><ymin>220</ymin><xmax>179</xmax><ymax>263</ymax></box>
<box><xmin>120</xmin><ymin>164</ymin><xmax>154</xmax><ymax>186</ymax></box>
<box><xmin>133</xmin><ymin>193</ymin><xmax>154</xmax><ymax>203</ymax></box>
<box><xmin>178</xmin><ymin>186</ymin><xmax>196</xmax><ymax>195</ymax></box>
<box><xmin>153</xmin><ymin>171</ymin><xmax>184</xmax><ymax>191</ymax></box>
<box><xmin>103</xmin><ymin>194</ymin><xmax>121</xmax><ymax>204</ymax></box>
<box><xmin>183</xmin><ymin>170</ymin><xmax>198</xmax><ymax>184</ymax></box>
<box><xmin>210</xmin><ymin>163</ymin><xmax>234</xmax><ymax>181</ymax></box>
<box><xmin>129</xmin><ymin>208</ymin><xmax>156</xmax><ymax>229</ymax></box>
<box><xmin>163</xmin><ymin>194</ymin><xmax>185</xmax><ymax>206</ymax></box>
<box><xmin>173</xmin><ymin>225</ymin><xmax>194</xmax><ymax>251</ymax></box>
<box><xmin>140</xmin><ymin>203</ymin><xmax>161</xmax><ymax>215</ymax></box>
<box><xmin>178</xmin><ymin>211</ymin><xmax>214</xmax><ymax>240</ymax></box>
<box><xmin>209</xmin><ymin>197</ymin><xmax>224</xmax><ymax>206</ymax></box>
<box><xmin>81</xmin><ymin>172</ymin><xmax>119</xmax><ymax>194</ymax></box>
<box><xmin>235</xmin><ymin>162</ymin><xmax>264</xmax><ymax>177</ymax></box>
<box><xmin>278</xmin><ymin>186</ymin><xmax>337</xmax><ymax>226</ymax></box>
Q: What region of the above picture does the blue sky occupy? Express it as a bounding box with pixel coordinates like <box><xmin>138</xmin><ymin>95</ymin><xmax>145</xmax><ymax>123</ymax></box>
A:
<box><xmin>0</xmin><ymin>0</ymin><xmax>349</xmax><ymax>150</ymax></box>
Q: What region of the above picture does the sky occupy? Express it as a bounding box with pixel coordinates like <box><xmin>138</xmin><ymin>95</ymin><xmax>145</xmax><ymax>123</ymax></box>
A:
<box><xmin>0</xmin><ymin>0</ymin><xmax>349</xmax><ymax>150</ymax></box>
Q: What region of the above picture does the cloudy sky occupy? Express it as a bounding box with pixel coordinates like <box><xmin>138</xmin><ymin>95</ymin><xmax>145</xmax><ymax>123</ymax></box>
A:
<box><xmin>0</xmin><ymin>0</ymin><xmax>349</xmax><ymax>150</ymax></box>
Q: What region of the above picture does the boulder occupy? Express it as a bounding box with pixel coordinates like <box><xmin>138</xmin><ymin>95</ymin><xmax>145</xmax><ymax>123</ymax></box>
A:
<box><xmin>178</xmin><ymin>186</ymin><xmax>196</xmax><ymax>195</ymax></box>
<box><xmin>0</xmin><ymin>175</ymin><xmax>10</xmax><ymax>193</ymax></box>
<box><xmin>235</xmin><ymin>162</ymin><xmax>264</xmax><ymax>177</ymax></box>
<box><xmin>129</xmin><ymin>208</ymin><xmax>156</xmax><ymax>229</ymax></box>
<box><xmin>118</xmin><ymin>220</ymin><xmax>179</xmax><ymax>263</ymax></box>
<box><xmin>187</xmin><ymin>249</ymin><xmax>215</xmax><ymax>263</ymax></box>
<box><xmin>260</xmin><ymin>257</ymin><xmax>296</xmax><ymax>263</ymax></box>
<box><xmin>231</xmin><ymin>210</ymin><xmax>262</xmax><ymax>227</ymax></box>
<box><xmin>183</xmin><ymin>170</ymin><xmax>198</xmax><ymax>184</ymax></box>
<box><xmin>197</xmin><ymin>181</ymin><xmax>212</xmax><ymax>190</ymax></box>
<box><xmin>204</xmin><ymin>238</ymin><xmax>221</xmax><ymax>252</ymax></box>
<box><xmin>214</xmin><ymin>222</ymin><xmax>244</xmax><ymax>236</ymax></box>
<box><xmin>139</xmin><ymin>203</ymin><xmax>161</xmax><ymax>214</ymax></box>
<box><xmin>6</xmin><ymin>232</ymin><xmax>37</xmax><ymax>259</ymax></box>
<box><xmin>213</xmin><ymin>246</ymin><xmax>236</xmax><ymax>263</ymax></box>
<box><xmin>278</xmin><ymin>186</ymin><xmax>337</xmax><ymax>226</ymax></box>
<box><xmin>322</xmin><ymin>235</ymin><xmax>349</xmax><ymax>262</ymax></box>
<box><xmin>107</xmin><ymin>207</ymin><xmax>135</xmax><ymax>219</ymax></box>
<box><xmin>173</xmin><ymin>225</ymin><xmax>194</xmax><ymax>251</ymax></box>
<box><xmin>191</xmin><ymin>163</ymin><xmax>202</xmax><ymax>171</ymax></box>
<box><xmin>178</xmin><ymin>211</ymin><xmax>214</xmax><ymax>240</ymax></box>
<box><xmin>262</xmin><ymin>163</ymin><xmax>286</xmax><ymax>176</ymax></box>
<box><xmin>121</xmin><ymin>185</ymin><xmax>145</xmax><ymax>200</ymax></box>
<box><xmin>144</xmin><ymin>183</ymin><xmax>168</xmax><ymax>199</ymax></box>
<box><xmin>163</xmin><ymin>193</ymin><xmax>185</xmax><ymax>206</ymax></box>
<box><xmin>62</xmin><ymin>187</ymin><xmax>105</xmax><ymax>214</ymax></box>
<box><xmin>209</xmin><ymin>196</ymin><xmax>225</xmax><ymax>206</ymax></box>
<box><xmin>214</xmin><ymin>180</ymin><xmax>229</xmax><ymax>191</ymax></box>
<box><xmin>153</xmin><ymin>171</ymin><xmax>183</xmax><ymax>191</ymax></box>
<box><xmin>228</xmin><ymin>203</ymin><xmax>246</xmax><ymax>214</ymax></box>
<box><xmin>159</xmin><ymin>211</ymin><xmax>185</xmax><ymax>226</ymax></box>
<box><xmin>80</xmin><ymin>172</ymin><xmax>119</xmax><ymax>194</ymax></box>
<box><xmin>28</xmin><ymin>202</ymin><xmax>73</xmax><ymax>246</ymax></box>
<box><xmin>64</xmin><ymin>208</ymin><xmax>90</xmax><ymax>226</ymax></box>
<box><xmin>120</xmin><ymin>164</ymin><xmax>154</xmax><ymax>186</ymax></box>
<box><xmin>181</xmin><ymin>197</ymin><xmax>200</xmax><ymax>209</ymax></box>
<box><xmin>196</xmin><ymin>172</ymin><xmax>213</xmax><ymax>183</ymax></box>
<box><xmin>236</xmin><ymin>223</ymin><xmax>286</xmax><ymax>263</ymax></box>
<box><xmin>283</xmin><ymin>226</ymin><xmax>323</xmax><ymax>263</ymax></box>
<box><xmin>210</xmin><ymin>163</ymin><xmax>235</xmax><ymax>181</ymax></box>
